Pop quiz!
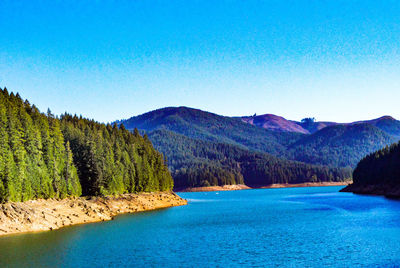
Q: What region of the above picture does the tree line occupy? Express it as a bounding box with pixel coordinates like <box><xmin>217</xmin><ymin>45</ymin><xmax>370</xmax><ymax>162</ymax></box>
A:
<box><xmin>0</xmin><ymin>88</ymin><xmax>173</xmax><ymax>202</ymax></box>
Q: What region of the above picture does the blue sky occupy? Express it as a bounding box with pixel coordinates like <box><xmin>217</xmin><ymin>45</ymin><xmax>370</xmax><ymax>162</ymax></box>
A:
<box><xmin>1</xmin><ymin>0</ymin><xmax>400</xmax><ymax>123</ymax></box>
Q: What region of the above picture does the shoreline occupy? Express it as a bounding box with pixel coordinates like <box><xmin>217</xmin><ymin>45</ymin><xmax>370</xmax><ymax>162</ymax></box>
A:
<box><xmin>0</xmin><ymin>192</ymin><xmax>187</xmax><ymax>237</ymax></box>
<box><xmin>341</xmin><ymin>183</ymin><xmax>400</xmax><ymax>199</ymax></box>
<box><xmin>176</xmin><ymin>181</ymin><xmax>351</xmax><ymax>192</ymax></box>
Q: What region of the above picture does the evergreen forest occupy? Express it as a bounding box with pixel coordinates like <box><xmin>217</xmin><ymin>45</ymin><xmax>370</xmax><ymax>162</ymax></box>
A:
<box><xmin>352</xmin><ymin>142</ymin><xmax>400</xmax><ymax>187</ymax></box>
<box><xmin>149</xmin><ymin>130</ymin><xmax>352</xmax><ymax>189</ymax></box>
<box><xmin>0</xmin><ymin>88</ymin><xmax>173</xmax><ymax>202</ymax></box>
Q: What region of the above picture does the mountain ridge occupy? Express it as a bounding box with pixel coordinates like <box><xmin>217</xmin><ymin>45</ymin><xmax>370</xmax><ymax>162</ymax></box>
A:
<box><xmin>120</xmin><ymin>106</ymin><xmax>303</xmax><ymax>156</ymax></box>
<box><xmin>118</xmin><ymin>106</ymin><xmax>400</xmax><ymax>171</ymax></box>
<box><xmin>241</xmin><ymin>113</ymin><xmax>400</xmax><ymax>136</ymax></box>
<box><xmin>241</xmin><ymin>114</ymin><xmax>310</xmax><ymax>134</ymax></box>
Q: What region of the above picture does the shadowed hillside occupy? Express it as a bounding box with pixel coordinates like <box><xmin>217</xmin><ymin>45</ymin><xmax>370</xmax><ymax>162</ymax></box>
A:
<box><xmin>148</xmin><ymin>130</ymin><xmax>352</xmax><ymax>189</ymax></box>
<box><xmin>120</xmin><ymin>107</ymin><xmax>399</xmax><ymax>167</ymax></box>
<box><xmin>288</xmin><ymin>124</ymin><xmax>398</xmax><ymax>167</ymax></box>
<box><xmin>341</xmin><ymin>141</ymin><xmax>400</xmax><ymax>197</ymax></box>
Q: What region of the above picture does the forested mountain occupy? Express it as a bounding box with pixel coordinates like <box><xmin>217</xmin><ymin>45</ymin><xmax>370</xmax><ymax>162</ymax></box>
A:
<box><xmin>119</xmin><ymin>107</ymin><xmax>303</xmax><ymax>155</ymax></box>
<box><xmin>241</xmin><ymin>114</ymin><xmax>400</xmax><ymax>137</ymax></box>
<box><xmin>120</xmin><ymin>107</ymin><xmax>399</xmax><ymax>170</ymax></box>
<box><xmin>352</xmin><ymin>116</ymin><xmax>400</xmax><ymax>138</ymax></box>
<box><xmin>0</xmin><ymin>88</ymin><xmax>173</xmax><ymax>202</ymax></box>
<box><xmin>149</xmin><ymin>130</ymin><xmax>351</xmax><ymax>189</ymax></box>
<box><xmin>288</xmin><ymin>124</ymin><xmax>398</xmax><ymax>167</ymax></box>
<box><xmin>341</xmin><ymin>142</ymin><xmax>400</xmax><ymax>197</ymax></box>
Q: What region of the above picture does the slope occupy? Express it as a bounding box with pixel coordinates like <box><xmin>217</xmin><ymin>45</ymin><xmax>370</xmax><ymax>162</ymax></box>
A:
<box><xmin>148</xmin><ymin>129</ymin><xmax>352</xmax><ymax>189</ymax></box>
<box><xmin>341</xmin><ymin>142</ymin><xmax>400</xmax><ymax>197</ymax></box>
<box><xmin>288</xmin><ymin>124</ymin><xmax>398</xmax><ymax>167</ymax></box>
<box><xmin>241</xmin><ymin>114</ymin><xmax>310</xmax><ymax>134</ymax></box>
<box><xmin>120</xmin><ymin>107</ymin><xmax>304</xmax><ymax>155</ymax></box>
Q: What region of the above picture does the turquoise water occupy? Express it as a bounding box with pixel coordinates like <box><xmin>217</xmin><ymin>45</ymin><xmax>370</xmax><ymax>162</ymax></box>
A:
<box><xmin>1</xmin><ymin>186</ymin><xmax>400</xmax><ymax>267</ymax></box>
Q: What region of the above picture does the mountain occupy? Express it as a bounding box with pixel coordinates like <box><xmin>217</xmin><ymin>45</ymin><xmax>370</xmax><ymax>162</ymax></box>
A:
<box><xmin>148</xmin><ymin>130</ymin><xmax>351</xmax><ymax>189</ymax></box>
<box><xmin>240</xmin><ymin>114</ymin><xmax>339</xmax><ymax>134</ymax></box>
<box><xmin>118</xmin><ymin>107</ymin><xmax>354</xmax><ymax>188</ymax></box>
<box><xmin>241</xmin><ymin>114</ymin><xmax>310</xmax><ymax>134</ymax></box>
<box><xmin>120</xmin><ymin>107</ymin><xmax>399</xmax><ymax>167</ymax></box>
<box><xmin>120</xmin><ymin>107</ymin><xmax>304</xmax><ymax>155</ymax></box>
<box><xmin>296</xmin><ymin>119</ymin><xmax>338</xmax><ymax>134</ymax></box>
<box><xmin>351</xmin><ymin>116</ymin><xmax>400</xmax><ymax>138</ymax></box>
<box><xmin>241</xmin><ymin>114</ymin><xmax>400</xmax><ymax>137</ymax></box>
<box><xmin>288</xmin><ymin>124</ymin><xmax>398</xmax><ymax>167</ymax></box>
<box><xmin>341</xmin><ymin>142</ymin><xmax>400</xmax><ymax>197</ymax></box>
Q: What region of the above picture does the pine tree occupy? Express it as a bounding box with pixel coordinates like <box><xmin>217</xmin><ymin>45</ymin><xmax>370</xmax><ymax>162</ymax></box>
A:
<box><xmin>0</xmin><ymin>88</ymin><xmax>174</xmax><ymax>203</ymax></box>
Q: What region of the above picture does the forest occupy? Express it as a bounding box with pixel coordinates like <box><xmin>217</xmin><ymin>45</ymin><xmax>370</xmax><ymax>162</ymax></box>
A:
<box><xmin>287</xmin><ymin>124</ymin><xmax>397</xmax><ymax>167</ymax></box>
<box><xmin>352</xmin><ymin>142</ymin><xmax>400</xmax><ymax>187</ymax></box>
<box><xmin>149</xmin><ymin>130</ymin><xmax>352</xmax><ymax>189</ymax></box>
<box><xmin>0</xmin><ymin>88</ymin><xmax>173</xmax><ymax>202</ymax></box>
<box><xmin>119</xmin><ymin>106</ymin><xmax>303</xmax><ymax>156</ymax></box>
<box><xmin>120</xmin><ymin>107</ymin><xmax>399</xmax><ymax>169</ymax></box>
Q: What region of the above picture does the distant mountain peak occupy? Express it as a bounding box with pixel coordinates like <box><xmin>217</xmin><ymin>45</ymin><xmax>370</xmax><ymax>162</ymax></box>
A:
<box><xmin>240</xmin><ymin>112</ymin><xmax>399</xmax><ymax>136</ymax></box>
<box><xmin>351</xmin><ymin>115</ymin><xmax>396</xmax><ymax>125</ymax></box>
<box><xmin>241</xmin><ymin>114</ymin><xmax>310</xmax><ymax>134</ymax></box>
<box><xmin>379</xmin><ymin>115</ymin><xmax>395</xmax><ymax>120</ymax></box>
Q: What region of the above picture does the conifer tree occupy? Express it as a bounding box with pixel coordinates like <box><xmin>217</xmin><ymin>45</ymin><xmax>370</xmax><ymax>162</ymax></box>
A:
<box><xmin>0</xmin><ymin>88</ymin><xmax>174</xmax><ymax>202</ymax></box>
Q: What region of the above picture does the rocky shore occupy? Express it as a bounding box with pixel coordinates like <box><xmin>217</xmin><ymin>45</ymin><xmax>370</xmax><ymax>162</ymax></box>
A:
<box><xmin>0</xmin><ymin>192</ymin><xmax>187</xmax><ymax>236</ymax></box>
<box><xmin>340</xmin><ymin>183</ymin><xmax>400</xmax><ymax>198</ymax></box>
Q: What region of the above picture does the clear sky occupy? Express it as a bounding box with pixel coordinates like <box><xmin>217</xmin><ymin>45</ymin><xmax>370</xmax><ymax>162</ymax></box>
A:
<box><xmin>1</xmin><ymin>0</ymin><xmax>400</xmax><ymax>123</ymax></box>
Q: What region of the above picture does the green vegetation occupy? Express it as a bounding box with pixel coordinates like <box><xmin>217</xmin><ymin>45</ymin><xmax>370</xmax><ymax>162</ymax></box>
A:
<box><xmin>149</xmin><ymin>130</ymin><xmax>352</xmax><ymax>189</ymax></box>
<box><xmin>0</xmin><ymin>88</ymin><xmax>173</xmax><ymax>202</ymax></box>
<box><xmin>120</xmin><ymin>107</ymin><xmax>399</xmax><ymax>171</ymax></box>
<box><xmin>119</xmin><ymin>106</ymin><xmax>303</xmax><ymax>155</ymax></box>
<box><xmin>2</xmin><ymin>90</ymin><xmax>393</xmax><ymax>198</ymax></box>
<box><xmin>288</xmin><ymin>124</ymin><xmax>397</xmax><ymax>167</ymax></box>
<box><xmin>352</xmin><ymin>142</ymin><xmax>400</xmax><ymax>187</ymax></box>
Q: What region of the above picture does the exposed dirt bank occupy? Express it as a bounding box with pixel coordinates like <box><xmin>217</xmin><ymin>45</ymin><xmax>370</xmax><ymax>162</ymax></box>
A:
<box><xmin>177</xmin><ymin>182</ymin><xmax>351</xmax><ymax>192</ymax></box>
<box><xmin>0</xmin><ymin>192</ymin><xmax>187</xmax><ymax>236</ymax></box>
<box><xmin>176</xmin><ymin>184</ymin><xmax>252</xmax><ymax>192</ymax></box>
<box><xmin>259</xmin><ymin>181</ymin><xmax>351</xmax><ymax>189</ymax></box>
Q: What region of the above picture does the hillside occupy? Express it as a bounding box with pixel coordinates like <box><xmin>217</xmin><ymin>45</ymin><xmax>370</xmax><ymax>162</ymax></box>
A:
<box><xmin>120</xmin><ymin>107</ymin><xmax>303</xmax><ymax>155</ymax></box>
<box><xmin>241</xmin><ymin>114</ymin><xmax>310</xmax><ymax>134</ymax></box>
<box><xmin>241</xmin><ymin>114</ymin><xmax>400</xmax><ymax>137</ymax></box>
<box><xmin>0</xmin><ymin>88</ymin><xmax>173</xmax><ymax>203</ymax></box>
<box><xmin>120</xmin><ymin>107</ymin><xmax>399</xmax><ymax>170</ymax></box>
<box><xmin>148</xmin><ymin>130</ymin><xmax>352</xmax><ymax>189</ymax></box>
<box><xmin>288</xmin><ymin>124</ymin><xmax>398</xmax><ymax>167</ymax></box>
<box><xmin>296</xmin><ymin>120</ymin><xmax>338</xmax><ymax>134</ymax></box>
<box><xmin>341</xmin><ymin>142</ymin><xmax>400</xmax><ymax>197</ymax></box>
<box><xmin>240</xmin><ymin>114</ymin><xmax>339</xmax><ymax>134</ymax></box>
<box><xmin>351</xmin><ymin>116</ymin><xmax>400</xmax><ymax>138</ymax></box>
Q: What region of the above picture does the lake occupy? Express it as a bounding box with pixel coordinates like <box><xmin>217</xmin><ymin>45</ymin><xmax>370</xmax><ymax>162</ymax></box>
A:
<box><xmin>1</xmin><ymin>186</ymin><xmax>400</xmax><ymax>267</ymax></box>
